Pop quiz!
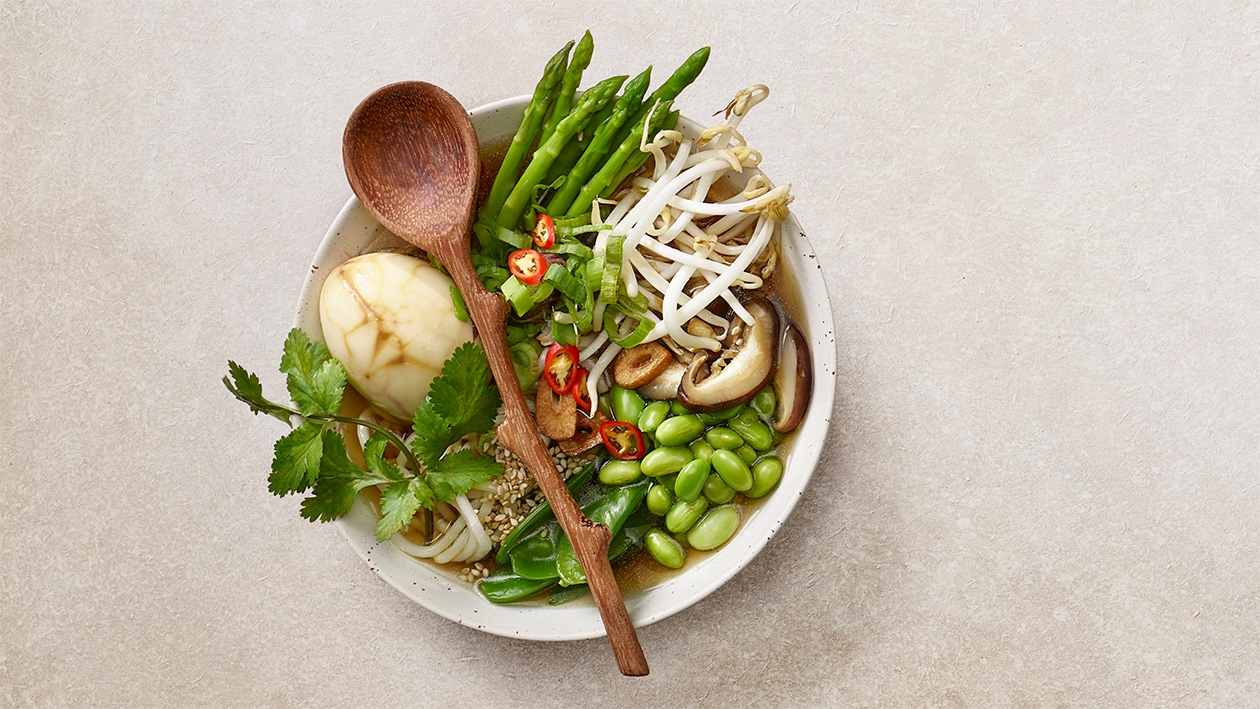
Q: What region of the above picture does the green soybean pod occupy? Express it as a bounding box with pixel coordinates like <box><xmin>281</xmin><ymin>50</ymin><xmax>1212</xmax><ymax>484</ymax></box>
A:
<box><xmin>736</xmin><ymin>445</ymin><xmax>758</xmax><ymax>465</ymax></box>
<box><xmin>730</xmin><ymin>409</ymin><xmax>774</xmax><ymax>451</ymax></box>
<box><xmin>640</xmin><ymin>446</ymin><xmax>693</xmax><ymax>477</ymax></box>
<box><xmin>703</xmin><ymin>473</ymin><xmax>736</xmax><ymax>504</ymax></box>
<box><xmin>637</xmin><ymin>400</ymin><xmax>671</xmax><ymax>435</ymax></box>
<box><xmin>665</xmin><ymin>496</ymin><xmax>708</xmax><ymax>534</ymax></box>
<box><xmin>610</xmin><ymin>385</ymin><xmax>645</xmax><ymax>427</ymax></box>
<box><xmin>654</xmin><ymin>414</ymin><xmax>705</xmax><ymax>447</ymax></box>
<box><xmin>673</xmin><ymin>458</ymin><xmax>710</xmax><ymax>503</ymax></box>
<box><xmin>747</xmin><ymin>456</ymin><xmax>784</xmax><ymax>498</ymax></box>
<box><xmin>646</xmin><ymin>484</ymin><xmax>674</xmax><ymax>516</ymax></box>
<box><xmin>599</xmin><ymin>459</ymin><xmax>642</xmax><ymax>486</ymax></box>
<box><xmin>689</xmin><ymin>439</ymin><xmax>714</xmax><ymax>463</ymax></box>
<box><xmin>710</xmin><ymin>448</ymin><xmax>753</xmax><ymax>492</ymax></box>
<box><xmin>687</xmin><ymin>505</ymin><xmax>741</xmax><ymax>551</ymax></box>
<box><xmin>704</xmin><ymin>427</ymin><xmax>744</xmax><ymax>450</ymax></box>
<box><xmin>750</xmin><ymin>385</ymin><xmax>776</xmax><ymax>419</ymax></box>
<box><xmin>645</xmin><ymin>528</ymin><xmax>686</xmax><ymax>569</ymax></box>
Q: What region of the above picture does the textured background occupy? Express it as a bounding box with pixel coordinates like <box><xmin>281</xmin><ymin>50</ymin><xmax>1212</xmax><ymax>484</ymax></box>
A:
<box><xmin>3</xmin><ymin>1</ymin><xmax>1258</xmax><ymax>706</ymax></box>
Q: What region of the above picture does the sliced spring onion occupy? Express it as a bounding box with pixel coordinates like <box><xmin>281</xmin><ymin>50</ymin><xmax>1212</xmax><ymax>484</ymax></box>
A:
<box><xmin>599</xmin><ymin>232</ymin><xmax>624</xmax><ymax>306</ymax></box>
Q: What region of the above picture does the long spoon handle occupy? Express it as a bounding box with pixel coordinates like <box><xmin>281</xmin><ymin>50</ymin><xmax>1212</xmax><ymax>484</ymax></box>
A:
<box><xmin>432</xmin><ymin>240</ymin><xmax>650</xmax><ymax>677</ymax></box>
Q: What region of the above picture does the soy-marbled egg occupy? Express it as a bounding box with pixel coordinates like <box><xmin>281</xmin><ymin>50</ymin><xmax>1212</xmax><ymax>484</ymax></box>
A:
<box><xmin>319</xmin><ymin>251</ymin><xmax>472</xmax><ymax>421</ymax></box>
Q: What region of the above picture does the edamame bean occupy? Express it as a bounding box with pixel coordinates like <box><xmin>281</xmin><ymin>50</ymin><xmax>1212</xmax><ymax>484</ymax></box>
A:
<box><xmin>711</xmin><ymin>403</ymin><xmax>745</xmax><ymax>421</ymax></box>
<box><xmin>750</xmin><ymin>385</ymin><xmax>776</xmax><ymax>419</ymax></box>
<box><xmin>736</xmin><ymin>445</ymin><xmax>758</xmax><ymax>464</ymax></box>
<box><xmin>703</xmin><ymin>473</ymin><xmax>736</xmax><ymax>504</ymax></box>
<box><xmin>598</xmin><ymin>459</ymin><xmax>642</xmax><ymax>485</ymax></box>
<box><xmin>665</xmin><ymin>496</ymin><xmax>708</xmax><ymax>534</ymax></box>
<box><xmin>640</xmin><ymin>446</ymin><xmax>693</xmax><ymax>477</ymax></box>
<box><xmin>654</xmin><ymin>414</ymin><xmax>705</xmax><ymax>447</ymax></box>
<box><xmin>710</xmin><ymin>448</ymin><xmax>753</xmax><ymax>491</ymax></box>
<box><xmin>730</xmin><ymin>409</ymin><xmax>774</xmax><ymax>451</ymax></box>
<box><xmin>673</xmin><ymin>458</ymin><xmax>710</xmax><ymax>503</ymax></box>
<box><xmin>610</xmin><ymin>385</ymin><xmax>645</xmax><ymax>426</ymax></box>
<box><xmin>747</xmin><ymin>456</ymin><xmax>784</xmax><ymax>498</ymax></box>
<box><xmin>686</xmin><ymin>505</ymin><xmax>741</xmax><ymax>550</ymax></box>
<box><xmin>689</xmin><ymin>439</ymin><xmax>714</xmax><ymax>463</ymax></box>
<box><xmin>704</xmin><ymin>426</ymin><xmax>744</xmax><ymax>450</ymax></box>
<box><xmin>646</xmin><ymin>484</ymin><xmax>674</xmax><ymax>515</ymax></box>
<box><xmin>637</xmin><ymin>400</ymin><xmax>670</xmax><ymax>435</ymax></box>
<box><xmin>670</xmin><ymin>400</ymin><xmax>690</xmax><ymax>416</ymax></box>
<box><xmin>644</xmin><ymin>528</ymin><xmax>686</xmax><ymax>569</ymax></box>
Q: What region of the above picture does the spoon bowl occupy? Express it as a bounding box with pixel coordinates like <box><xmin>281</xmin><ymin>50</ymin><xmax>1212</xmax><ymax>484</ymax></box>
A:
<box><xmin>343</xmin><ymin>81</ymin><xmax>480</xmax><ymax>253</ymax></box>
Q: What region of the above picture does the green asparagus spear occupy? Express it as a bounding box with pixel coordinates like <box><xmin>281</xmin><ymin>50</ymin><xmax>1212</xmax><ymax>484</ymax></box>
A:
<box><xmin>544</xmin><ymin>96</ymin><xmax>619</xmax><ymax>186</ymax></box>
<box><xmin>479</xmin><ymin>40</ymin><xmax>574</xmax><ymax>223</ymax></box>
<box><xmin>496</xmin><ymin>74</ymin><xmax>627</xmax><ymax>229</ymax></box>
<box><xmin>604</xmin><ymin>109</ymin><xmax>680</xmax><ymax>196</ymax></box>
<box><xmin>561</xmin><ymin>47</ymin><xmax>708</xmax><ymax>217</ymax></box>
<box><xmin>539</xmin><ymin>30</ymin><xmax>594</xmax><ymax>146</ymax></box>
<box><xmin>562</xmin><ymin>98</ymin><xmax>675</xmax><ymax>218</ymax></box>
<box><xmin>545</xmin><ymin>66</ymin><xmax>652</xmax><ymax>216</ymax></box>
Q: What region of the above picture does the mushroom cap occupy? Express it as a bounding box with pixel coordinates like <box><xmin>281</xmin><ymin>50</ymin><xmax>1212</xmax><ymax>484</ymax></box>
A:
<box><xmin>677</xmin><ymin>299</ymin><xmax>779</xmax><ymax>413</ymax></box>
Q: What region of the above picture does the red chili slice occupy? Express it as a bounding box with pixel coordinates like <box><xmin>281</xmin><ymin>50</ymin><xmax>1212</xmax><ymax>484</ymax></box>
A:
<box><xmin>571</xmin><ymin>366</ymin><xmax>592</xmax><ymax>411</ymax></box>
<box><xmin>532</xmin><ymin>214</ymin><xmax>556</xmax><ymax>249</ymax></box>
<box><xmin>508</xmin><ymin>248</ymin><xmax>547</xmax><ymax>286</ymax></box>
<box><xmin>600</xmin><ymin>420</ymin><xmax>646</xmax><ymax>460</ymax></box>
<box><xmin>543</xmin><ymin>342</ymin><xmax>580</xmax><ymax>394</ymax></box>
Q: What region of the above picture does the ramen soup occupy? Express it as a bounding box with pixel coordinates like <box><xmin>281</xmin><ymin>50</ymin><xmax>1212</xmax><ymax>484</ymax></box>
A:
<box><xmin>311</xmin><ymin>42</ymin><xmax>813</xmax><ymax>604</ymax></box>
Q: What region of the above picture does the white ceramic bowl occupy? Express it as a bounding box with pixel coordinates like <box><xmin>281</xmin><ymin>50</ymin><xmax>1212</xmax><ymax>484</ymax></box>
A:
<box><xmin>294</xmin><ymin>94</ymin><xmax>836</xmax><ymax>640</ymax></box>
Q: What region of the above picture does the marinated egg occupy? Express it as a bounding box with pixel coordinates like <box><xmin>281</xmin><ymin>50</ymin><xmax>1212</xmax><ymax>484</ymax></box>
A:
<box><xmin>319</xmin><ymin>251</ymin><xmax>472</xmax><ymax>421</ymax></box>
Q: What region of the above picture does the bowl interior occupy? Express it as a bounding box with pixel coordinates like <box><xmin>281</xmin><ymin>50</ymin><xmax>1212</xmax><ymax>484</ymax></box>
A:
<box><xmin>293</xmin><ymin>94</ymin><xmax>836</xmax><ymax>641</ymax></box>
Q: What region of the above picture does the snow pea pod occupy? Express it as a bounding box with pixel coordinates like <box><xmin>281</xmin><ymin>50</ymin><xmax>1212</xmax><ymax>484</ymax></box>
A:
<box><xmin>555</xmin><ymin>477</ymin><xmax>651</xmax><ymax>586</ymax></box>
<box><xmin>496</xmin><ymin>459</ymin><xmax>598</xmax><ymax>564</ymax></box>
<box><xmin>548</xmin><ymin>507</ymin><xmax>654</xmax><ymax>605</ymax></box>
<box><xmin>479</xmin><ymin>568</ymin><xmax>558</xmax><ymax>604</ymax></box>
<box><xmin>509</xmin><ymin>523</ymin><xmax>561</xmax><ymax>579</ymax></box>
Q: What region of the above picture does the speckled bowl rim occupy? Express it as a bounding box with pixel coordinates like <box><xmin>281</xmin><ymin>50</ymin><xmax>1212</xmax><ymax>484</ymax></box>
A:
<box><xmin>294</xmin><ymin>94</ymin><xmax>836</xmax><ymax>641</ymax></box>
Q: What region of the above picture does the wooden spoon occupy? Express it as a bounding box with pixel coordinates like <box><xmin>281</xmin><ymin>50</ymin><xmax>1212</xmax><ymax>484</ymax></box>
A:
<box><xmin>342</xmin><ymin>81</ymin><xmax>649</xmax><ymax>677</ymax></box>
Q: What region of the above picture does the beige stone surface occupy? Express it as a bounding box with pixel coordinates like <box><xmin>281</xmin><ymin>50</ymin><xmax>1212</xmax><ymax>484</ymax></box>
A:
<box><xmin>3</xmin><ymin>2</ymin><xmax>1258</xmax><ymax>706</ymax></box>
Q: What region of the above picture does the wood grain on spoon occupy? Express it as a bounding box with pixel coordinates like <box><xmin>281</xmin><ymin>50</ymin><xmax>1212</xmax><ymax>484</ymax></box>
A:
<box><xmin>342</xmin><ymin>81</ymin><xmax>649</xmax><ymax>677</ymax></box>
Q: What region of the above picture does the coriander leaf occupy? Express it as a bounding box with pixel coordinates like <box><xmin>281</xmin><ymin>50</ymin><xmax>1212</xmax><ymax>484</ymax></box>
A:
<box><xmin>427</xmin><ymin>448</ymin><xmax>503</xmax><ymax>503</ymax></box>
<box><xmin>280</xmin><ymin>329</ymin><xmax>345</xmax><ymax>417</ymax></box>
<box><xmin>300</xmin><ymin>473</ymin><xmax>359</xmax><ymax>522</ymax></box>
<box><xmin>270</xmin><ymin>422</ymin><xmax>325</xmax><ymax>495</ymax></box>
<box><xmin>409</xmin><ymin>400</ymin><xmax>453</xmax><ymax>470</ymax></box>
<box><xmin>426</xmin><ymin>342</ymin><xmax>502</xmax><ymax>441</ymax></box>
<box><xmin>298</xmin><ymin>431</ymin><xmax>374</xmax><ymax>522</ymax></box>
<box><xmin>375</xmin><ymin>479</ymin><xmax>429</xmax><ymax>541</ymax></box>
<box><xmin>362</xmin><ymin>433</ymin><xmax>406</xmax><ymax>484</ymax></box>
<box><xmin>224</xmin><ymin>361</ymin><xmax>293</xmax><ymax>424</ymax></box>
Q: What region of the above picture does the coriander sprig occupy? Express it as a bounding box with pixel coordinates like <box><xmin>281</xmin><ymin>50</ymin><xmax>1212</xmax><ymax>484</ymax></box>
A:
<box><xmin>224</xmin><ymin>329</ymin><xmax>504</xmax><ymax>542</ymax></box>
